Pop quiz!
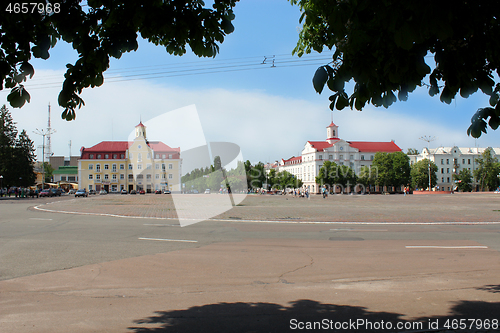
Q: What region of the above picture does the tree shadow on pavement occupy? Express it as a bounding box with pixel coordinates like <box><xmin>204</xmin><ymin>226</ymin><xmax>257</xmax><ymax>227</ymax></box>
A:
<box><xmin>128</xmin><ymin>299</ymin><xmax>500</xmax><ymax>333</ymax></box>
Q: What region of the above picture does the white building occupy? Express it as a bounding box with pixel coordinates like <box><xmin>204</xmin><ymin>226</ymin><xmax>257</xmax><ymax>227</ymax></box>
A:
<box><xmin>276</xmin><ymin>122</ymin><xmax>401</xmax><ymax>193</ymax></box>
<box><xmin>409</xmin><ymin>146</ymin><xmax>500</xmax><ymax>191</ymax></box>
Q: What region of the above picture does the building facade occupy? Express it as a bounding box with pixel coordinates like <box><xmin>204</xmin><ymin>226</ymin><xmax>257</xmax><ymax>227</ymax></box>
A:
<box><xmin>276</xmin><ymin>122</ymin><xmax>401</xmax><ymax>193</ymax></box>
<box><xmin>409</xmin><ymin>146</ymin><xmax>500</xmax><ymax>191</ymax></box>
<box><xmin>78</xmin><ymin>122</ymin><xmax>181</xmax><ymax>193</ymax></box>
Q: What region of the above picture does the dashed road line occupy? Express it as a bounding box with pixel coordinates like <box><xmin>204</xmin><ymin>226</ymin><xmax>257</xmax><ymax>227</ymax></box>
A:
<box><xmin>138</xmin><ymin>237</ymin><xmax>197</xmax><ymax>243</ymax></box>
<box><xmin>405</xmin><ymin>245</ymin><xmax>488</xmax><ymax>249</ymax></box>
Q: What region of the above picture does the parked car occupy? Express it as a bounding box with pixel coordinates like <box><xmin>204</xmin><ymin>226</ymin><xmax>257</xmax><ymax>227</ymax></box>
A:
<box><xmin>50</xmin><ymin>188</ymin><xmax>62</xmax><ymax>197</ymax></box>
<box><xmin>68</xmin><ymin>189</ymin><xmax>76</xmax><ymax>195</ymax></box>
<box><xmin>204</xmin><ymin>189</ymin><xmax>210</xmax><ymax>194</ymax></box>
<box><xmin>139</xmin><ymin>189</ymin><xmax>146</xmax><ymax>194</ymax></box>
<box><xmin>39</xmin><ymin>189</ymin><xmax>51</xmax><ymax>197</ymax></box>
<box><xmin>130</xmin><ymin>190</ymin><xmax>137</xmax><ymax>194</ymax></box>
<box><xmin>155</xmin><ymin>190</ymin><xmax>162</xmax><ymax>194</ymax></box>
<box><xmin>121</xmin><ymin>189</ymin><xmax>128</xmax><ymax>195</ymax></box>
<box><xmin>75</xmin><ymin>189</ymin><xmax>88</xmax><ymax>197</ymax></box>
<box><xmin>99</xmin><ymin>189</ymin><xmax>107</xmax><ymax>195</ymax></box>
<box><xmin>163</xmin><ymin>189</ymin><xmax>171</xmax><ymax>194</ymax></box>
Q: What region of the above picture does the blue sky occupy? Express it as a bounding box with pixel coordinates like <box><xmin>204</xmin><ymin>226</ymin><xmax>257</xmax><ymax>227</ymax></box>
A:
<box><xmin>2</xmin><ymin>0</ymin><xmax>499</xmax><ymax>165</ymax></box>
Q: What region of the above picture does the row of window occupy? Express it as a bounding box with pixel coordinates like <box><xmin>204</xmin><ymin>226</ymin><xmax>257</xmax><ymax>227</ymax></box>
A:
<box><xmin>88</xmin><ymin>173</ymin><xmax>173</xmax><ymax>180</ymax></box>
<box><xmin>318</xmin><ymin>154</ymin><xmax>374</xmax><ymax>161</ymax></box>
<box><xmin>60</xmin><ymin>176</ymin><xmax>77</xmax><ymax>181</ymax></box>
<box><xmin>440</xmin><ymin>158</ymin><xmax>474</xmax><ymax>165</ymax></box>
<box><xmin>88</xmin><ymin>163</ymin><xmax>174</xmax><ymax>172</ymax></box>
<box><xmin>88</xmin><ymin>153</ymin><xmax>175</xmax><ymax>160</ymax></box>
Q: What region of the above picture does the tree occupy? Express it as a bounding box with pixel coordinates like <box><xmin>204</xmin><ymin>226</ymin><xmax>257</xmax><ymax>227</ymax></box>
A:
<box><xmin>316</xmin><ymin>160</ymin><xmax>356</xmax><ymax>192</ymax></box>
<box><xmin>410</xmin><ymin>159</ymin><xmax>437</xmax><ymax>190</ymax></box>
<box><xmin>0</xmin><ymin>105</ymin><xmax>36</xmax><ymax>188</ymax></box>
<box><xmin>0</xmin><ymin>0</ymin><xmax>237</xmax><ymax>120</ymax></box>
<box><xmin>15</xmin><ymin>130</ymin><xmax>37</xmax><ymax>187</ymax></box>
<box><xmin>277</xmin><ymin>170</ymin><xmax>303</xmax><ymax>190</ymax></box>
<box><xmin>42</xmin><ymin>162</ymin><xmax>55</xmax><ymax>184</ymax></box>
<box><xmin>357</xmin><ymin>165</ymin><xmax>376</xmax><ymax>188</ymax></box>
<box><xmin>474</xmin><ymin>148</ymin><xmax>500</xmax><ymax>191</ymax></box>
<box><xmin>291</xmin><ymin>0</ymin><xmax>500</xmax><ymax>138</ymax></box>
<box><xmin>406</xmin><ymin>148</ymin><xmax>419</xmax><ymax>155</ymax></box>
<box><xmin>453</xmin><ymin>169</ymin><xmax>473</xmax><ymax>192</ymax></box>
<box><xmin>247</xmin><ymin>162</ymin><xmax>266</xmax><ymax>189</ymax></box>
<box><xmin>372</xmin><ymin>152</ymin><xmax>410</xmax><ymax>189</ymax></box>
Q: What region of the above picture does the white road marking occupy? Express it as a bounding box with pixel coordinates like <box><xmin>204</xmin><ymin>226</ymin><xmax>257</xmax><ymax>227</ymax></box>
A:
<box><xmin>405</xmin><ymin>245</ymin><xmax>488</xmax><ymax>249</ymax></box>
<box><xmin>330</xmin><ymin>228</ymin><xmax>388</xmax><ymax>232</ymax></box>
<box><xmin>138</xmin><ymin>237</ymin><xmax>197</xmax><ymax>243</ymax></box>
<box><xmin>29</xmin><ymin>218</ymin><xmax>53</xmax><ymax>220</ymax></box>
<box><xmin>143</xmin><ymin>223</ymin><xmax>179</xmax><ymax>227</ymax></box>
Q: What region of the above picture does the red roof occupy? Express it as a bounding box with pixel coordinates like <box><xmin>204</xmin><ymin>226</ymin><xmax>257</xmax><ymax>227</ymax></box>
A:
<box><xmin>282</xmin><ymin>156</ymin><xmax>302</xmax><ymax>165</ymax></box>
<box><xmin>148</xmin><ymin>141</ymin><xmax>180</xmax><ymax>153</ymax></box>
<box><xmin>136</xmin><ymin>122</ymin><xmax>145</xmax><ymax>127</ymax></box>
<box><xmin>83</xmin><ymin>141</ymin><xmax>130</xmax><ymax>153</ymax></box>
<box><xmin>348</xmin><ymin>141</ymin><xmax>401</xmax><ymax>152</ymax></box>
<box><xmin>307</xmin><ymin>141</ymin><xmax>333</xmax><ymax>152</ymax></box>
<box><xmin>327</xmin><ymin>121</ymin><xmax>337</xmax><ymax>127</ymax></box>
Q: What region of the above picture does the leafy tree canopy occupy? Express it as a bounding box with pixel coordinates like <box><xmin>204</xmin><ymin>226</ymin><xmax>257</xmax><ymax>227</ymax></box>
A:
<box><xmin>474</xmin><ymin>147</ymin><xmax>500</xmax><ymax>191</ymax></box>
<box><xmin>0</xmin><ymin>0</ymin><xmax>238</xmax><ymax>120</ymax></box>
<box><xmin>291</xmin><ymin>0</ymin><xmax>500</xmax><ymax>138</ymax></box>
<box><xmin>453</xmin><ymin>168</ymin><xmax>473</xmax><ymax>192</ymax></box>
<box><xmin>410</xmin><ymin>158</ymin><xmax>437</xmax><ymax>190</ymax></box>
<box><xmin>371</xmin><ymin>151</ymin><xmax>410</xmax><ymax>188</ymax></box>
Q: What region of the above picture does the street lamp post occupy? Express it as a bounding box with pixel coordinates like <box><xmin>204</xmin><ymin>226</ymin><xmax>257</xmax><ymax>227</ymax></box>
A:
<box><xmin>33</xmin><ymin>128</ymin><xmax>55</xmax><ymax>190</ymax></box>
<box><xmin>419</xmin><ymin>136</ymin><xmax>436</xmax><ymax>191</ymax></box>
<box><xmin>0</xmin><ymin>175</ymin><xmax>3</xmax><ymax>197</ymax></box>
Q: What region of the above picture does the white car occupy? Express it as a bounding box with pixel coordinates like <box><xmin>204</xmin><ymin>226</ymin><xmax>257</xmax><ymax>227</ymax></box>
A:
<box><xmin>204</xmin><ymin>189</ymin><xmax>210</xmax><ymax>194</ymax></box>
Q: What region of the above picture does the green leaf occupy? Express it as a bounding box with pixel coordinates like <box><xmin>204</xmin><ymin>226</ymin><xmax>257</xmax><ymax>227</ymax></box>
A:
<box><xmin>312</xmin><ymin>66</ymin><xmax>329</xmax><ymax>94</ymax></box>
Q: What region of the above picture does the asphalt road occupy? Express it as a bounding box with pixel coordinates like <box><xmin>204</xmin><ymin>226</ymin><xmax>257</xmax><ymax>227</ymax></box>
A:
<box><xmin>1</xmin><ymin>193</ymin><xmax>500</xmax><ymax>332</ymax></box>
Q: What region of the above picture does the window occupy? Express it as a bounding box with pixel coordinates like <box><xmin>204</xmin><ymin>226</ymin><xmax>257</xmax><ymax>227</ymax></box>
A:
<box><xmin>329</xmin><ymin>155</ymin><xmax>333</xmax><ymax>160</ymax></box>
<box><xmin>120</xmin><ymin>154</ymin><xmax>124</xmax><ymax>159</ymax></box>
<box><xmin>162</xmin><ymin>164</ymin><xmax>166</xmax><ymax>170</ymax></box>
<box><xmin>97</xmin><ymin>154</ymin><xmax>101</xmax><ymax>159</ymax></box>
<box><xmin>168</xmin><ymin>163</ymin><xmax>173</xmax><ymax>169</ymax></box>
<box><xmin>138</xmin><ymin>164</ymin><xmax>142</xmax><ymax>170</ymax></box>
<box><xmin>104</xmin><ymin>164</ymin><xmax>109</xmax><ymax>170</ymax></box>
<box><xmin>441</xmin><ymin>168</ymin><xmax>444</xmax><ymax>174</ymax></box>
<box><xmin>137</xmin><ymin>174</ymin><xmax>143</xmax><ymax>180</ymax></box>
<box><xmin>113</xmin><ymin>154</ymin><xmax>117</xmax><ymax>159</ymax></box>
<box><xmin>129</xmin><ymin>153</ymin><xmax>133</xmax><ymax>159</ymax></box>
<box><xmin>89</xmin><ymin>185</ymin><xmax>93</xmax><ymax>190</ymax></box>
<box><xmin>155</xmin><ymin>163</ymin><xmax>160</xmax><ymax>169</ymax></box>
<box><xmin>138</xmin><ymin>153</ymin><xmax>142</xmax><ymax>162</ymax></box>
<box><xmin>446</xmin><ymin>159</ymin><xmax>449</xmax><ymax>164</ymax></box>
<box><xmin>162</xmin><ymin>154</ymin><xmax>166</xmax><ymax>159</ymax></box>
<box><xmin>319</xmin><ymin>155</ymin><xmax>322</xmax><ymax>160</ymax></box>
<box><xmin>112</xmin><ymin>174</ymin><xmax>117</xmax><ymax>180</ymax></box>
<box><xmin>147</xmin><ymin>153</ymin><xmax>151</xmax><ymax>159</ymax></box>
<box><xmin>146</xmin><ymin>174</ymin><xmax>151</xmax><ymax>180</ymax></box>
<box><xmin>104</xmin><ymin>174</ymin><xmax>109</xmax><ymax>180</ymax></box>
<box><xmin>155</xmin><ymin>154</ymin><xmax>160</xmax><ymax>159</ymax></box>
<box><xmin>447</xmin><ymin>168</ymin><xmax>450</xmax><ymax>173</ymax></box>
<box><xmin>120</xmin><ymin>164</ymin><xmax>124</xmax><ymax>170</ymax></box>
<box><xmin>89</xmin><ymin>164</ymin><xmax>93</xmax><ymax>170</ymax></box>
<box><xmin>169</xmin><ymin>154</ymin><xmax>172</xmax><ymax>159</ymax></box>
<box><xmin>96</xmin><ymin>174</ymin><xmax>101</xmax><ymax>180</ymax></box>
<box><xmin>69</xmin><ymin>176</ymin><xmax>76</xmax><ymax>182</ymax></box>
<box><xmin>462</xmin><ymin>159</ymin><xmax>465</xmax><ymax>164</ymax></box>
<box><xmin>112</xmin><ymin>164</ymin><xmax>117</xmax><ymax>172</ymax></box>
<box><xmin>447</xmin><ymin>177</ymin><xmax>450</xmax><ymax>183</ymax></box>
<box><xmin>361</xmin><ymin>155</ymin><xmax>365</xmax><ymax>160</ymax></box>
<box><xmin>96</xmin><ymin>164</ymin><xmax>101</xmax><ymax>172</ymax></box>
<box><xmin>128</xmin><ymin>174</ymin><xmax>133</xmax><ymax>181</ymax></box>
<box><xmin>155</xmin><ymin>174</ymin><xmax>160</xmax><ymax>179</ymax></box>
<box><xmin>162</xmin><ymin>174</ymin><xmax>166</xmax><ymax>179</ymax></box>
<box><xmin>340</xmin><ymin>155</ymin><xmax>343</xmax><ymax>160</ymax></box>
<box><xmin>441</xmin><ymin>159</ymin><xmax>444</xmax><ymax>165</ymax></box>
<box><xmin>350</xmin><ymin>155</ymin><xmax>353</xmax><ymax>160</ymax></box>
<box><xmin>128</xmin><ymin>164</ymin><xmax>133</xmax><ymax>170</ymax></box>
<box><xmin>89</xmin><ymin>154</ymin><xmax>94</xmax><ymax>159</ymax></box>
<box><xmin>468</xmin><ymin>159</ymin><xmax>471</xmax><ymax>164</ymax></box>
<box><xmin>120</xmin><ymin>174</ymin><xmax>124</xmax><ymax>180</ymax></box>
<box><xmin>370</xmin><ymin>155</ymin><xmax>374</xmax><ymax>160</ymax></box>
<box><xmin>105</xmin><ymin>154</ymin><xmax>109</xmax><ymax>159</ymax></box>
<box><xmin>89</xmin><ymin>174</ymin><xmax>93</xmax><ymax>180</ymax></box>
<box><xmin>146</xmin><ymin>164</ymin><xmax>152</xmax><ymax>169</ymax></box>
<box><xmin>441</xmin><ymin>177</ymin><xmax>444</xmax><ymax>182</ymax></box>
<box><xmin>60</xmin><ymin>176</ymin><xmax>66</xmax><ymax>181</ymax></box>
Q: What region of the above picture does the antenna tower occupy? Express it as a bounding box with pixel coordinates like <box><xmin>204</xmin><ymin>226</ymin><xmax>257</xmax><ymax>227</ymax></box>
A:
<box><xmin>46</xmin><ymin>103</ymin><xmax>53</xmax><ymax>162</ymax></box>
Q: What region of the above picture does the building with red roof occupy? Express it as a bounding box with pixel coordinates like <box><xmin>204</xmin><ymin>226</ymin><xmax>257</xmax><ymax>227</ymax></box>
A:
<box><xmin>277</xmin><ymin>122</ymin><xmax>401</xmax><ymax>193</ymax></box>
<box><xmin>78</xmin><ymin>122</ymin><xmax>181</xmax><ymax>193</ymax></box>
